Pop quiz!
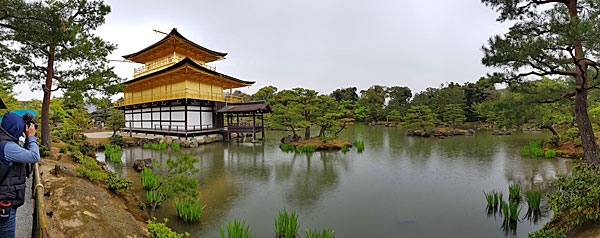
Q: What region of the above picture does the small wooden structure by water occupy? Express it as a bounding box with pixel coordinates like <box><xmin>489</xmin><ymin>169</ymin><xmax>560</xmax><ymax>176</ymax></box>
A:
<box><xmin>114</xmin><ymin>28</ymin><xmax>270</xmax><ymax>139</ymax></box>
<box><xmin>217</xmin><ymin>101</ymin><xmax>272</xmax><ymax>141</ymax></box>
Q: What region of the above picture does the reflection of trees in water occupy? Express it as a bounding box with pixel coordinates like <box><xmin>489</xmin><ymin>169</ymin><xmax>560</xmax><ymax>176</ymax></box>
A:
<box><xmin>276</xmin><ymin>152</ymin><xmax>350</xmax><ymax>207</ymax></box>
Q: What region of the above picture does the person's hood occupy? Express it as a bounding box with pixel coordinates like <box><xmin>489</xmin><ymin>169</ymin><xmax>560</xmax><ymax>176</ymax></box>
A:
<box><xmin>0</xmin><ymin>112</ymin><xmax>24</xmax><ymax>139</ymax></box>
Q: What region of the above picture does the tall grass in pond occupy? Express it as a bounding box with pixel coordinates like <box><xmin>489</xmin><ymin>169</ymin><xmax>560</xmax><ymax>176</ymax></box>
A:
<box><xmin>104</xmin><ymin>144</ymin><xmax>122</xmax><ymax>163</ymax></box>
<box><xmin>545</xmin><ymin>149</ymin><xmax>556</xmax><ymax>158</ymax></box>
<box><xmin>280</xmin><ymin>143</ymin><xmax>295</xmax><ymax>151</ymax></box>
<box><xmin>501</xmin><ymin>199</ymin><xmax>523</xmax><ymax>222</ymax></box>
<box><xmin>341</xmin><ymin>145</ymin><xmax>348</xmax><ymax>152</ymax></box>
<box><xmin>353</xmin><ymin>139</ymin><xmax>365</xmax><ymax>152</ymax></box>
<box><xmin>532</xmin><ymin>147</ymin><xmax>544</xmax><ymax>157</ymax></box>
<box><xmin>522</xmin><ymin>146</ymin><xmax>530</xmax><ymax>156</ymax></box>
<box><xmin>175</xmin><ymin>197</ymin><xmax>205</xmax><ymax>222</ymax></box>
<box><xmin>305</xmin><ymin>229</ymin><xmax>335</xmax><ymax>238</ymax></box>
<box><xmin>146</xmin><ymin>190</ymin><xmax>162</xmax><ymax>203</ymax></box>
<box><xmin>509</xmin><ymin>184</ymin><xmax>521</xmax><ymax>202</ymax></box>
<box><xmin>143</xmin><ymin>143</ymin><xmax>149</xmax><ymax>149</ymax></box>
<box><xmin>141</xmin><ymin>168</ymin><xmax>158</xmax><ymax>190</ymax></box>
<box><xmin>295</xmin><ymin>145</ymin><xmax>316</xmax><ymax>153</ymax></box>
<box><xmin>220</xmin><ymin>219</ymin><xmax>255</xmax><ymax>238</ymax></box>
<box><xmin>151</xmin><ymin>142</ymin><xmax>169</xmax><ymax>150</ymax></box>
<box><xmin>274</xmin><ymin>209</ymin><xmax>299</xmax><ymax>238</ymax></box>
<box><xmin>171</xmin><ymin>142</ymin><xmax>180</xmax><ymax>152</ymax></box>
<box><xmin>526</xmin><ymin>190</ymin><xmax>542</xmax><ymax>212</ymax></box>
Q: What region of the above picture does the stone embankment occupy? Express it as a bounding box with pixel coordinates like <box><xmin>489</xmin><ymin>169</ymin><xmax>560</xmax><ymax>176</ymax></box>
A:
<box><xmin>405</xmin><ymin>128</ymin><xmax>475</xmax><ymax>137</ymax></box>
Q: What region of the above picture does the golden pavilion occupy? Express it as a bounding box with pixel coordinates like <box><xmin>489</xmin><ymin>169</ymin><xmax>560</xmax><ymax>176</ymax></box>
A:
<box><xmin>115</xmin><ymin>28</ymin><xmax>270</xmax><ymax>139</ymax></box>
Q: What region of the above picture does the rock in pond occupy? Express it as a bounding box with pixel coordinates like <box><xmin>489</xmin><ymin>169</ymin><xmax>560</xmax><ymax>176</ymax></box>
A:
<box><xmin>133</xmin><ymin>158</ymin><xmax>153</xmax><ymax>172</ymax></box>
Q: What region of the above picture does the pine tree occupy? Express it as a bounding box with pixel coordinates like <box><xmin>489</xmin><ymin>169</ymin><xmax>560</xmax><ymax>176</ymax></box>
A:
<box><xmin>443</xmin><ymin>104</ymin><xmax>466</xmax><ymax>129</ymax></box>
<box><xmin>402</xmin><ymin>106</ymin><xmax>437</xmax><ymax>131</ymax></box>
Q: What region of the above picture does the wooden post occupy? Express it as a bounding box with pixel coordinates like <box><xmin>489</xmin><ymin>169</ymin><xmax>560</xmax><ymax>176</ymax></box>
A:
<box><xmin>252</xmin><ymin>113</ymin><xmax>256</xmax><ymax>142</ymax></box>
<box><xmin>261</xmin><ymin>112</ymin><xmax>265</xmax><ymax>140</ymax></box>
<box><xmin>185</xmin><ymin>99</ymin><xmax>188</xmax><ymax>140</ymax></box>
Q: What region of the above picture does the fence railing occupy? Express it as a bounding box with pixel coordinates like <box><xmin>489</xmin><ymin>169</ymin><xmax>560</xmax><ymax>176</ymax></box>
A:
<box><xmin>32</xmin><ymin>163</ymin><xmax>50</xmax><ymax>238</ymax></box>
<box><xmin>133</xmin><ymin>56</ymin><xmax>217</xmax><ymax>78</ymax></box>
<box><xmin>114</xmin><ymin>89</ymin><xmax>244</xmax><ymax>107</ymax></box>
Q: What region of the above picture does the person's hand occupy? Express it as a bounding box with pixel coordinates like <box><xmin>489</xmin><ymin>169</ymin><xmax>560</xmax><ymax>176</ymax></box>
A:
<box><xmin>25</xmin><ymin>124</ymin><xmax>35</xmax><ymax>137</ymax></box>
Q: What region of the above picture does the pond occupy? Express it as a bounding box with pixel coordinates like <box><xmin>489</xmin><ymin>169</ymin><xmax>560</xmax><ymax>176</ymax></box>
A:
<box><xmin>97</xmin><ymin>124</ymin><xmax>573</xmax><ymax>237</ymax></box>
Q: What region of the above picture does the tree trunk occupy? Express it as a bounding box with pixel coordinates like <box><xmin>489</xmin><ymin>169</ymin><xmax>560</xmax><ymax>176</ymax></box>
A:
<box><xmin>318</xmin><ymin>126</ymin><xmax>326</xmax><ymax>137</ymax></box>
<box><xmin>574</xmin><ymin>88</ymin><xmax>600</xmax><ymax>165</ymax></box>
<box><xmin>305</xmin><ymin>126</ymin><xmax>310</xmax><ymax>139</ymax></box>
<box><xmin>540</xmin><ymin>125</ymin><xmax>558</xmax><ymax>136</ymax></box>
<box><xmin>568</xmin><ymin>0</ymin><xmax>600</xmax><ymax>165</ymax></box>
<box><xmin>41</xmin><ymin>46</ymin><xmax>55</xmax><ymax>152</ymax></box>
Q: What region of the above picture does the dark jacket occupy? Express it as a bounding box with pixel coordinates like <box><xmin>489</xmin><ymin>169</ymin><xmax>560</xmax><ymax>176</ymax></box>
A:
<box><xmin>0</xmin><ymin>113</ymin><xmax>27</xmax><ymax>208</ymax></box>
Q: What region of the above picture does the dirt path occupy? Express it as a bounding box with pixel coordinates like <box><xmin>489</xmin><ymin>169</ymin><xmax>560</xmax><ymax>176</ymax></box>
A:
<box><xmin>38</xmin><ymin>156</ymin><xmax>148</xmax><ymax>238</ymax></box>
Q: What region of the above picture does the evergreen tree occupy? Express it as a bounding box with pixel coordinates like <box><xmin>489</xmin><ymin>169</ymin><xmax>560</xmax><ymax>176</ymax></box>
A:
<box><xmin>0</xmin><ymin>0</ymin><xmax>120</xmax><ymax>151</ymax></box>
<box><xmin>403</xmin><ymin>106</ymin><xmax>437</xmax><ymax>131</ymax></box>
<box><xmin>106</xmin><ymin>109</ymin><xmax>125</xmax><ymax>136</ymax></box>
<box><xmin>481</xmin><ymin>0</ymin><xmax>600</xmax><ymax>165</ymax></box>
<box><xmin>443</xmin><ymin>104</ymin><xmax>466</xmax><ymax>129</ymax></box>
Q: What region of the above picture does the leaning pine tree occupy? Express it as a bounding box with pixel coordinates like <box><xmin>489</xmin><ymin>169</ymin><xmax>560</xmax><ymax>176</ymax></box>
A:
<box><xmin>481</xmin><ymin>0</ymin><xmax>600</xmax><ymax>165</ymax></box>
<box><xmin>0</xmin><ymin>0</ymin><xmax>121</xmax><ymax>151</ymax></box>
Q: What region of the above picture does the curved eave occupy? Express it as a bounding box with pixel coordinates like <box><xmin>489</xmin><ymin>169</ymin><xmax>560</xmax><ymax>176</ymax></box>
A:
<box><xmin>122</xmin><ymin>28</ymin><xmax>228</xmax><ymax>61</ymax></box>
<box><xmin>121</xmin><ymin>57</ymin><xmax>254</xmax><ymax>87</ymax></box>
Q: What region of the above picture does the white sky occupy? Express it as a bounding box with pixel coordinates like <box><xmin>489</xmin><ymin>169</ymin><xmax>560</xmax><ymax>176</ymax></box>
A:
<box><xmin>14</xmin><ymin>0</ymin><xmax>510</xmax><ymax>101</ymax></box>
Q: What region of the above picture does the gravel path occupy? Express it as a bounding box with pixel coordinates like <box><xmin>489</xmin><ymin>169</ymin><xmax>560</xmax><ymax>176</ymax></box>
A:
<box><xmin>15</xmin><ymin>176</ymin><xmax>32</xmax><ymax>238</ymax></box>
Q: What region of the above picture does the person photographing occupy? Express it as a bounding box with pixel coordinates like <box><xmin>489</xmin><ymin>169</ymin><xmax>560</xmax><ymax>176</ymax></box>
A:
<box><xmin>0</xmin><ymin>112</ymin><xmax>40</xmax><ymax>238</ymax></box>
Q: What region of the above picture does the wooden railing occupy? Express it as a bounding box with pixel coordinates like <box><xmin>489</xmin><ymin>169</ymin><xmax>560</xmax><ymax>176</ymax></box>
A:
<box><xmin>114</xmin><ymin>89</ymin><xmax>243</xmax><ymax>107</ymax></box>
<box><xmin>32</xmin><ymin>163</ymin><xmax>50</xmax><ymax>238</ymax></box>
<box><xmin>133</xmin><ymin>56</ymin><xmax>217</xmax><ymax>78</ymax></box>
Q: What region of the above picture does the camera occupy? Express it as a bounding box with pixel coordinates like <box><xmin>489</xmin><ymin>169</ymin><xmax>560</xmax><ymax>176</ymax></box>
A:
<box><xmin>22</xmin><ymin>113</ymin><xmax>37</xmax><ymax>130</ymax></box>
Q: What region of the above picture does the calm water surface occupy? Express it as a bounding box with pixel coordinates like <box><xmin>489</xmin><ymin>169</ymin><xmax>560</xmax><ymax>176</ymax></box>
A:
<box><xmin>97</xmin><ymin>124</ymin><xmax>573</xmax><ymax>238</ymax></box>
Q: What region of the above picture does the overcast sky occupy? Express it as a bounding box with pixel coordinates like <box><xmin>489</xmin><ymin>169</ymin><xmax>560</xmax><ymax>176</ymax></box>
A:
<box><xmin>15</xmin><ymin>0</ymin><xmax>509</xmax><ymax>100</ymax></box>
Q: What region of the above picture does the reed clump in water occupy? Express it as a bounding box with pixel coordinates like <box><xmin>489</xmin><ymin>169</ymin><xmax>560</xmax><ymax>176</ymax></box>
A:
<box><xmin>353</xmin><ymin>139</ymin><xmax>365</xmax><ymax>152</ymax></box>
<box><xmin>305</xmin><ymin>229</ymin><xmax>335</xmax><ymax>238</ymax></box>
<box><xmin>220</xmin><ymin>219</ymin><xmax>255</xmax><ymax>238</ymax></box>
<box><xmin>104</xmin><ymin>144</ymin><xmax>122</xmax><ymax>163</ymax></box>
<box><xmin>141</xmin><ymin>168</ymin><xmax>158</xmax><ymax>190</ymax></box>
<box><xmin>509</xmin><ymin>184</ymin><xmax>521</xmax><ymax>202</ymax></box>
<box><xmin>274</xmin><ymin>209</ymin><xmax>299</xmax><ymax>238</ymax></box>
<box><xmin>175</xmin><ymin>197</ymin><xmax>206</xmax><ymax>222</ymax></box>
<box><xmin>172</xmin><ymin>142</ymin><xmax>181</xmax><ymax>152</ymax></box>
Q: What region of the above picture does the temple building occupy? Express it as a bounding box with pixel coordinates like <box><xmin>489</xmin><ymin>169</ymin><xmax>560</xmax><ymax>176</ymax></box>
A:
<box><xmin>115</xmin><ymin>28</ymin><xmax>270</xmax><ymax>140</ymax></box>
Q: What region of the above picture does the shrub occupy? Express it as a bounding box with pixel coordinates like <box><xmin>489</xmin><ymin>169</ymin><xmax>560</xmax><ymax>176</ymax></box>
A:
<box><xmin>564</xmin><ymin>128</ymin><xmax>579</xmax><ymax>139</ymax></box>
<box><xmin>175</xmin><ymin>197</ymin><xmax>205</xmax><ymax>222</ymax></box>
<box><xmin>220</xmin><ymin>219</ymin><xmax>255</xmax><ymax>238</ymax></box>
<box><xmin>171</xmin><ymin>142</ymin><xmax>180</xmax><ymax>152</ymax></box>
<box><xmin>545</xmin><ymin>149</ymin><xmax>556</xmax><ymax>158</ymax></box>
<box><xmin>39</xmin><ymin>145</ymin><xmax>50</xmax><ymax>157</ymax></box>
<box><xmin>306</xmin><ymin>229</ymin><xmax>335</xmax><ymax>238</ymax></box>
<box><xmin>528</xmin><ymin>228</ymin><xmax>566</xmax><ymax>238</ymax></box>
<box><xmin>274</xmin><ymin>209</ymin><xmax>299</xmax><ymax>238</ymax></box>
<box><xmin>573</xmin><ymin>138</ymin><xmax>582</xmax><ymax>147</ymax></box>
<box><xmin>71</xmin><ymin>151</ymin><xmax>84</xmax><ymax>163</ymax></box>
<box><xmin>548</xmin><ymin>164</ymin><xmax>600</xmax><ymax>228</ymax></box>
<box><xmin>79</xmin><ymin>155</ymin><xmax>101</xmax><ymax>170</ymax></box>
<box><xmin>75</xmin><ymin>167</ymin><xmax>108</xmax><ymax>181</ymax></box>
<box><xmin>110</xmin><ymin>134</ymin><xmax>125</xmax><ymax>146</ymax></box>
<box><xmin>106</xmin><ymin>172</ymin><xmax>132</xmax><ymax>192</ymax></box>
<box><xmin>67</xmin><ymin>139</ymin><xmax>77</xmax><ymax>146</ymax></box>
<box><xmin>59</xmin><ymin>146</ymin><xmax>67</xmax><ymax>153</ymax></box>
<box><xmin>522</xmin><ymin>146</ymin><xmax>530</xmax><ymax>156</ymax></box>
<box><xmin>147</xmin><ymin>218</ymin><xmax>190</xmax><ymax>238</ymax></box>
<box><xmin>548</xmin><ymin>135</ymin><xmax>560</xmax><ymax>148</ymax></box>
